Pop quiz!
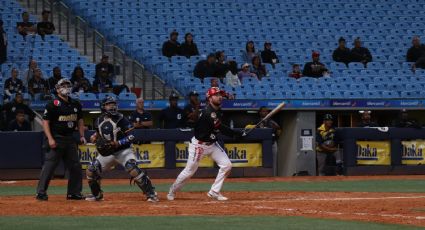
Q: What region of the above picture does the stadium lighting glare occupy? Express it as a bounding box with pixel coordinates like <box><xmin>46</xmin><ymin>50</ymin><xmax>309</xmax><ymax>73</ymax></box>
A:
<box><xmin>89</xmin><ymin>111</ymin><xmax>102</xmax><ymax>114</ymax></box>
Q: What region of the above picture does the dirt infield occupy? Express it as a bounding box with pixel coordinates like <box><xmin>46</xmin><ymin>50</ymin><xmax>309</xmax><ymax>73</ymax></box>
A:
<box><xmin>2</xmin><ymin>176</ymin><xmax>425</xmax><ymax>227</ymax></box>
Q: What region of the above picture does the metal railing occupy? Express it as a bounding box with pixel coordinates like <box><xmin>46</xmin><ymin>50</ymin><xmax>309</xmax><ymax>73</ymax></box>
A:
<box><xmin>22</xmin><ymin>0</ymin><xmax>170</xmax><ymax>100</ymax></box>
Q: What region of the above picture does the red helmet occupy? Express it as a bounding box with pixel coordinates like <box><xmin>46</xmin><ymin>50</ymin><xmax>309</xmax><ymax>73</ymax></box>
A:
<box><xmin>206</xmin><ymin>87</ymin><xmax>225</xmax><ymax>98</ymax></box>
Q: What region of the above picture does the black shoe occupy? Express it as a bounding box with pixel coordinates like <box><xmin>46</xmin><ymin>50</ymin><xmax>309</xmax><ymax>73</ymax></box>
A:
<box><xmin>36</xmin><ymin>193</ymin><xmax>48</xmax><ymax>201</ymax></box>
<box><xmin>66</xmin><ymin>194</ymin><xmax>85</xmax><ymax>200</ymax></box>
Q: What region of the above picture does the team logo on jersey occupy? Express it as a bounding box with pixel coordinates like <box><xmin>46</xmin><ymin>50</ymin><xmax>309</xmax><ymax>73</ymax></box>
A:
<box><xmin>67</xmin><ymin>121</ymin><xmax>74</xmax><ymax>128</ymax></box>
<box><xmin>211</xmin><ymin>112</ymin><xmax>217</xmax><ymax>119</ymax></box>
<box><xmin>177</xmin><ymin>114</ymin><xmax>182</xmax><ymax>120</ymax></box>
<box><xmin>53</xmin><ymin>100</ymin><xmax>61</xmax><ymax>106</ymax></box>
<box><xmin>74</xmin><ymin>108</ymin><xmax>77</xmax><ymax>112</ymax></box>
<box><xmin>210</xmin><ymin>134</ymin><xmax>216</xmax><ymax>139</ymax></box>
<box><xmin>44</xmin><ymin>109</ymin><xmax>48</xmax><ymax>115</ymax></box>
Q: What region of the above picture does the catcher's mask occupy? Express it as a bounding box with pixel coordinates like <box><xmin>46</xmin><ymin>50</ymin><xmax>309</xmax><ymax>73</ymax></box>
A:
<box><xmin>55</xmin><ymin>79</ymin><xmax>72</xmax><ymax>97</ymax></box>
<box><xmin>101</xmin><ymin>96</ymin><xmax>118</xmax><ymax>116</ymax></box>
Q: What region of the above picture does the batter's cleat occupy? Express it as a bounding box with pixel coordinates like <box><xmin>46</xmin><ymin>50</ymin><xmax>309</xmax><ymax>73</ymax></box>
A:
<box><xmin>167</xmin><ymin>190</ymin><xmax>175</xmax><ymax>201</ymax></box>
<box><xmin>66</xmin><ymin>193</ymin><xmax>85</xmax><ymax>200</ymax></box>
<box><xmin>207</xmin><ymin>191</ymin><xmax>228</xmax><ymax>201</ymax></box>
<box><xmin>36</xmin><ymin>193</ymin><xmax>48</xmax><ymax>201</ymax></box>
<box><xmin>85</xmin><ymin>192</ymin><xmax>104</xmax><ymax>201</ymax></box>
<box><xmin>146</xmin><ymin>192</ymin><xmax>159</xmax><ymax>202</ymax></box>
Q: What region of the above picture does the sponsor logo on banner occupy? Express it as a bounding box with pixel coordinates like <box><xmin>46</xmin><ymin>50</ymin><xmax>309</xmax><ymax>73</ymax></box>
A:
<box><xmin>175</xmin><ymin>143</ymin><xmax>214</xmax><ymax>167</ymax></box>
<box><xmin>402</xmin><ymin>140</ymin><xmax>425</xmax><ymax>165</ymax></box>
<box><xmin>225</xmin><ymin>143</ymin><xmax>262</xmax><ymax>167</ymax></box>
<box><xmin>78</xmin><ymin>144</ymin><xmax>165</xmax><ymax>169</ymax></box>
<box><xmin>356</xmin><ymin>141</ymin><xmax>391</xmax><ymax>165</ymax></box>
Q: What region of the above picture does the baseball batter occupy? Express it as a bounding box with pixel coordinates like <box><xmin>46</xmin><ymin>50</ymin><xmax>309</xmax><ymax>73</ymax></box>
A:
<box><xmin>86</xmin><ymin>96</ymin><xmax>158</xmax><ymax>202</ymax></box>
<box><xmin>167</xmin><ymin>87</ymin><xmax>243</xmax><ymax>201</ymax></box>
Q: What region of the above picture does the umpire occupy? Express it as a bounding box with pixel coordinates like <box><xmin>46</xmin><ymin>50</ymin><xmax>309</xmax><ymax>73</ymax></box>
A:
<box><xmin>36</xmin><ymin>79</ymin><xmax>87</xmax><ymax>201</ymax></box>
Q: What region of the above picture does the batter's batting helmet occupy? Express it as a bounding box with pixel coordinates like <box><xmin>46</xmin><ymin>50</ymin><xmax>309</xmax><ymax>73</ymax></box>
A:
<box><xmin>206</xmin><ymin>87</ymin><xmax>225</xmax><ymax>98</ymax></box>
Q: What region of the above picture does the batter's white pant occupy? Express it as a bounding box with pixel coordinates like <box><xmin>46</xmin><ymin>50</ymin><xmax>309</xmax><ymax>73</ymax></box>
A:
<box><xmin>96</xmin><ymin>148</ymin><xmax>136</xmax><ymax>172</ymax></box>
<box><xmin>171</xmin><ymin>137</ymin><xmax>232</xmax><ymax>194</ymax></box>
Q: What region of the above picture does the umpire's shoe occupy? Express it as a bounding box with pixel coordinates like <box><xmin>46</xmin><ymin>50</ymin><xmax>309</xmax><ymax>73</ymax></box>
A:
<box><xmin>36</xmin><ymin>193</ymin><xmax>48</xmax><ymax>201</ymax></box>
<box><xmin>66</xmin><ymin>193</ymin><xmax>85</xmax><ymax>200</ymax></box>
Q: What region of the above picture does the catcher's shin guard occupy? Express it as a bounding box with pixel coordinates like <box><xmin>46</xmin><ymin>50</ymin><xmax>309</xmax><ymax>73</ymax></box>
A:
<box><xmin>87</xmin><ymin>160</ymin><xmax>102</xmax><ymax>197</ymax></box>
<box><xmin>125</xmin><ymin>159</ymin><xmax>158</xmax><ymax>202</ymax></box>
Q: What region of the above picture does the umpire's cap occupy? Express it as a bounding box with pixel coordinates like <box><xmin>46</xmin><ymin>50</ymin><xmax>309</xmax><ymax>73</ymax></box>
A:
<box><xmin>323</xmin><ymin>114</ymin><xmax>333</xmax><ymax>121</ymax></box>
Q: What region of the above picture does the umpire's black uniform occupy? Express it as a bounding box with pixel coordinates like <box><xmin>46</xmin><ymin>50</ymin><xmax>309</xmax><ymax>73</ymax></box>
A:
<box><xmin>36</xmin><ymin>96</ymin><xmax>83</xmax><ymax>200</ymax></box>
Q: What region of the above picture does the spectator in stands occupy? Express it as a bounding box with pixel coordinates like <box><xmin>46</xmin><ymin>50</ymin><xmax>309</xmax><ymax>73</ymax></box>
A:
<box><xmin>7</xmin><ymin>109</ymin><xmax>31</xmax><ymax>131</ymax></box>
<box><xmin>4</xmin><ymin>68</ymin><xmax>24</xmax><ymax>102</ymax></box>
<box><xmin>3</xmin><ymin>93</ymin><xmax>34</xmax><ymax>125</ymax></box>
<box><xmin>37</xmin><ymin>10</ymin><xmax>55</xmax><ymax>39</ymax></box>
<box><xmin>350</xmin><ymin>37</ymin><xmax>372</xmax><ymax>66</ymax></box>
<box><xmin>16</xmin><ymin>11</ymin><xmax>36</xmax><ymax>40</ymax></box>
<box><xmin>288</xmin><ymin>64</ymin><xmax>303</xmax><ymax>79</ymax></box>
<box><xmin>184</xmin><ymin>91</ymin><xmax>200</xmax><ymax>128</ymax></box>
<box><xmin>242</xmin><ymin>41</ymin><xmax>258</xmax><ymax>63</ymax></box>
<box><xmin>250</xmin><ymin>55</ymin><xmax>267</xmax><ymax>80</ymax></box>
<box><xmin>0</xmin><ymin>20</ymin><xmax>7</xmax><ymax>69</ymax></box>
<box><xmin>357</xmin><ymin>110</ymin><xmax>378</xmax><ymax>127</ymax></box>
<box><xmin>332</xmin><ymin>37</ymin><xmax>351</xmax><ymax>66</ymax></box>
<box><xmin>302</xmin><ymin>51</ymin><xmax>329</xmax><ymax>78</ymax></box>
<box><xmin>71</xmin><ymin>66</ymin><xmax>92</xmax><ymax>93</ymax></box>
<box><xmin>130</xmin><ymin>98</ymin><xmax>153</xmax><ymax>129</ymax></box>
<box><xmin>95</xmin><ymin>54</ymin><xmax>114</xmax><ymax>81</ymax></box>
<box><xmin>210</xmin><ymin>77</ymin><xmax>220</xmax><ymax>88</ymax></box>
<box><xmin>414</xmin><ymin>57</ymin><xmax>425</xmax><ymax>70</ymax></box>
<box><xmin>179</xmin><ymin>32</ymin><xmax>199</xmax><ymax>58</ymax></box>
<box><xmin>316</xmin><ymin>114</ymin><xmax>341</xmax><ymax>176</ymax></box>
<box><xmin>159</xmin><ymin>93</ymin><xmax>185</xmax><ymax>129</ymax></box>
<box><xmin>406</xmin><ymin>36</ymin><xmax>425</xmax><ymax>63</ymax></box>
<box><xmin>215</xmin><ymin>51</ymin><xmax>228</xmax><ymax>80</ymax></box>
<box><xmin>162</xmin><ymin>31</ymin><xmax>180</xmax><ymax>58</ymax></box>
<box><xmin>47</xmin><ymin>66</ymin><xmax>63</xmax><ymax>93</ymax></box>
<box><xmin>22</xmin><ymin>59</ymin><xmax>38</xmax><ymax>88</ymax></box>
<box><xmin>261</xmin><ymin>41</ymin><xmax>279</xmax><ymax>68</ymax></box>
<box><xmin>238</xmin><ymin>63</ymin><xmax>257</xmax><ymax>81</ymax></box>
<box><xmin>92</xmin><ymin>67</ymin><xmax>113</xmax><ymax>93</ymax></box>
<box><xmin>225</xmin><ymin>61</ymin><xmax>241</xmax><ymax>87</ymax></box>
<box><xmin>0</xmin><ymin>104</ymin><xmax>5</xmax><ymax>131</ymax></box>
<box><xmin>193</xmin><ymin>53</ymin><xmax>217</xmax><ymax>80</ymax></box>
<box><xmin>393</xmin><ymin>109</ymin><xmax>421</xmax><ymax>128</ymax></box>
<box><xmin>28</xmin><ymin>68</ymin><xmax>48</xmax><ymax>99</ymax></box>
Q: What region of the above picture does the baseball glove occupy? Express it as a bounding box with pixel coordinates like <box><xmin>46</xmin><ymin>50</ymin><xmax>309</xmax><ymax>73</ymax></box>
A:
<box><xmin>95</xmin><ymin>137</ymin><xmax>115</xmax><ymax>156</ymax></box>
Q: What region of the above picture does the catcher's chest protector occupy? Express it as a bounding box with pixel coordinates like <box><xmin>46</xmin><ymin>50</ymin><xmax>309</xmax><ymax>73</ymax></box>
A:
<box><xmin>98</xmin><ymin>116</ymin><xmax>122</xmax><ymax>142</ymax></box>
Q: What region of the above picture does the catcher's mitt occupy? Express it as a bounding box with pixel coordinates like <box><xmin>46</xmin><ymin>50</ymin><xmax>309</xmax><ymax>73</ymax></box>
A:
<box><xmin>95</xmin><ymin>137</ymin><xmax>115</xmax><ymax>156</ymax></box>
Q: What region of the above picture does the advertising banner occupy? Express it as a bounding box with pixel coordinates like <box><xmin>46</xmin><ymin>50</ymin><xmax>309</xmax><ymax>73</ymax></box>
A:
<box><xmin>356</xmin><ymin>141</ymin><xmax>391</xmax><ymax>165</ymax></box>
<box><xmin>401</xmin><ymin>140</ymin><xmax>425</xmax><ymax>165</ymax></box>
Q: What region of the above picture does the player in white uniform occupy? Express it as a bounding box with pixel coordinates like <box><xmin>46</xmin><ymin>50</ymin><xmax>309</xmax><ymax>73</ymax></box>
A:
<box><xmin>167</xmin><ymin>87</ymin><xmax>243</xmax><ymax>201</ymax></box>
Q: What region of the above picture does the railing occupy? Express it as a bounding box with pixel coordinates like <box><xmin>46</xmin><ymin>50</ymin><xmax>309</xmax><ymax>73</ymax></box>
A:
<box><xmin>22</xmin><ymin>0</ymin><xmax>170</xmax><ymax>100</ymax></box>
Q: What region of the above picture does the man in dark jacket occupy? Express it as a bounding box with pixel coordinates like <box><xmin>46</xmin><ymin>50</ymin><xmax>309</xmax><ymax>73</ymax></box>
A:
<box><xmin>3</xmin><ymin>93</ymin><xmax>35</xmax><ymax>125</ymax></box>
<box><xmin>302</xmin><ymin>51</ymin><xmax>328</xmax><ymax>78</ymax></box>
<box><xmin>193</xmin><ymin>54</ymin><xmax>217</xmax><ymax>80</ymax></box>
<box><xmin>406</xmin><ymin>36</ymin><xmax>425</xmax><ymax>63</ymax></box>
<box><xmin>162</xmin><ymin>31</ymin><xmax>180</xmax><ymax>58</ymax></box>
<box><xmin>179</xmin><ymin>33</ymin><xmax>199</xmax><ymax>58</ymax></box>
<box><xmin>350</xmin><ymin>37</ymin><xmax>372</xmax><ymax>66</ymax></box>
<box><xmin>261</xmin><ymin>42</ymin><xmax>279</xmax><ymax>68</ymax></box>
<box><xmin>332</xmin><ymin>37</ymin><xmax>351</xmax><ymax>66</ymax></box>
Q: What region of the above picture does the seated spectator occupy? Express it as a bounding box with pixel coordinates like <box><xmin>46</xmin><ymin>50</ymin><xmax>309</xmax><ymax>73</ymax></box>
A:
<box><xmin>225</xmin><ymin>61</ymin><xmax>241</xmax><ymax>87</ymax></box>
<box><xmin>0</xmin><ymin>20</ymin><xmax>7</xmax><ymax>68</ymax></box>
<box><xmin>162</xmin><ymin>31</ymin><xmax>180</xmax><ymax>58</ymax></box>
<box><xmin>28</xmin><ymin>68</ymin><xmax>48</xmax><ymax>98</ymax></box>
<box><xmin>302</xmin><ymin>51</ymin><xmax>329</xmax><ymax>78</ymax></box>
<box><xmin>159</xmin><ymin>93</ymin><xmax>185</xmax><ymax>129</ymax></box>
<box><xmin>414</xmin><ymin>56</ymin><xmax>425</xmax><ymax>70</ymax></box>
<box><xmin>37</xmin><ymin>10</ymin><xmax>55</xmax><ymax>38</ymax></box>
<box><xmin>357</xmin><ymin>110</ymin><xmax>378</xmax><ymax>127</ymax></box>
<box><xmin>16</xmin><ymin>11</ymin><xmax>36</xmax><ymax>40</ymax></box>
<box><xmin>332</xmin><ymin>37</ymin><xmax>351</xmax><ymax>66</ymax></box>
<box><xmin>406</xmin><ymin>36</ymin><xmax>425</xmax><ymax>63</ymax></box>
<box><xmin>70</xmin><ymin>66</ymin><xmax>92</xmax><ymax>93</ymax></box>
<box><xmin>47</xmin><ymin>66</ymin><xmax>63</xmax><ymax>93</ymax></box>
<box><xmin>215</xmin><ymin>51</ymin><xmax>228</xmax><ymax>81</ymax></box>
<box><xmin>251</xmin><ymin>55</ymin><xmax>267</xmax><ymax>80</ymax></box>
<box><xmin>193</xmin><ymin>53</ymin><xmax>217</xmax><ymax>80</ymax></box>
<box><xmin>7</xmin><ymin>109</ymin><xmax>31</xmax><ymax>131</ymax></box>
<box><xmin>3</xmin><ymin>93</ymin><xmax>35</xmax><ymax>125</ymax></box>
<box><xmin>350</xmin><ymin>37</ymin><xmax>372</xmax><ymax>66</ymax></box>
<box><xmin>95</xmin><ymin>54</ymin><xmax>114</xmax><ymax>81</ymax></box>
<box><xmin>288</xmin><ymin>64</ymin><xmax>303</xmax><ymax>79</ymax></box>
<box><xmin>393</xmin><ymin>109</ymin><xmax>421</xmax><ymax>128</ymax></box>
<box><xmin>179</xmin><ymin>32</ymin><xmax>199</xmax><ymax>58</ymax></box>
<box><xmin>21</xmin><ymin>59</ymin><xmax>38</xmax><ymax>88</ymax></box>
<box><xmin>261</xmin><ymin>41</ymin><xmax>279</xmax><ymax>68</ymax></box>
<box><xmin>238</xmin><ymin>63</ymin><xmax>258</xmax><ymax>81</ymax></box>
<box><xmin>92</xmin><ymin>68</ymin><xmax>113</xmax><ymax>93</ymax></box>
<box><xmin>242</xmin><ymin>41</ymin><xmax>259</xmax><ymax>63</ymax></box>
<box><xmin>4</xmin><ymin>68</ymin><xmax>24</xmax><ymax>102</ymax></box>
<box><xmin>130</xmin><ymin>98</ymin><xmax>153</xmax><ymax>129</ymax></box>
<box><xmin>183</xmin><ymin>91</ymin><xmax>200</xmax><ymax>128</ymax></box>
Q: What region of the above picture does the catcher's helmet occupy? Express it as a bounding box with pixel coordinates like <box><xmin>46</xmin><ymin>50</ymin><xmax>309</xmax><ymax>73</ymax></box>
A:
<box><xmin>101</xmin><ymin>96</ymin><xmax>118</xmax><ymax>115</ymax></box>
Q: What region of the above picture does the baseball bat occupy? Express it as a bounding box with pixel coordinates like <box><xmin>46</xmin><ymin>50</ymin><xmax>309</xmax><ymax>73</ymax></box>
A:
<box><xmin>242</xmin><ymin>102</ymin><xmax>286</xmax><ymax>136</ymax></box>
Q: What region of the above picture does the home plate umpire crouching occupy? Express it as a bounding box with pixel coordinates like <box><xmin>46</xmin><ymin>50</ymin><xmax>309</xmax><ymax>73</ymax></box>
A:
<box><xmin>36</xmin><ymin>79</ymin><xmax>87</xmax><ymax>201</ymax></box>
<box><xmin>86</xmin><ymin>96</ymin><xmax>159</xmax><ymax>202</ymax></box>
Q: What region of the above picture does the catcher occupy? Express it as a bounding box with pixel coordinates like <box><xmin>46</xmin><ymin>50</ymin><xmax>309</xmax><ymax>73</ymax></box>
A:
<box><xmin>85</xmin><ymin>96</ymin><xmax>159</xmax><ymax>202</ymax></box>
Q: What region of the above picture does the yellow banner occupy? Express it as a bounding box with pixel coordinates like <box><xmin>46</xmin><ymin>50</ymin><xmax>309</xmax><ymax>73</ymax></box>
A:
<box><xmin>175</xmin><ymin>143</ymin><xmax>214</xmax><ymax>167</ymax></box>
<box><xmin>401</xmin><ymin>140</ymin><xmax>425</xmax><ymax>165</ymax></box>
<box><xmin>224</xmin><ymin>143</ymin><xmax>262</xmax><ymax>167</ymax></box>
<box><xmin>78</xmin><ymin>144</ymin><xmax>165</xmax><ymax>169</ymax></box>
<box><xmin>356</xmin><ymin>141</ymin><xmax>391</xmax><ymax>165</ymax></box>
